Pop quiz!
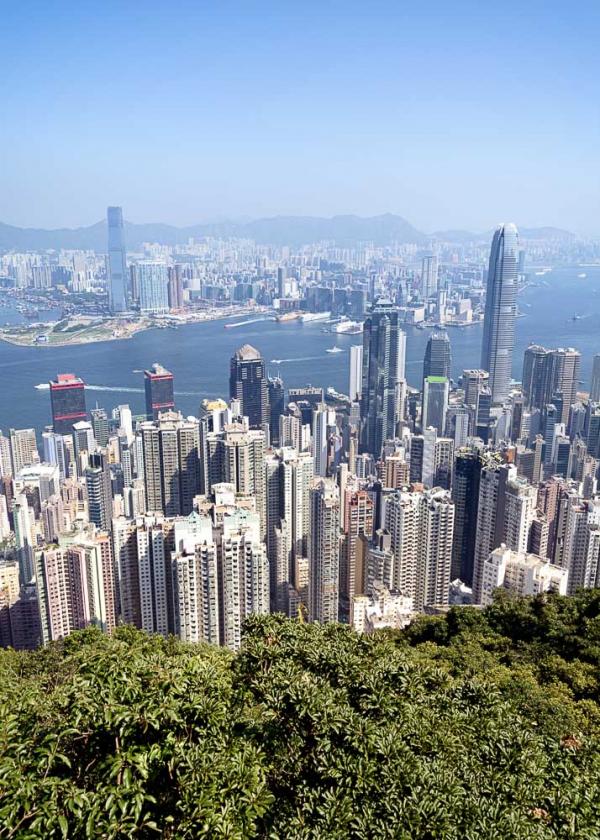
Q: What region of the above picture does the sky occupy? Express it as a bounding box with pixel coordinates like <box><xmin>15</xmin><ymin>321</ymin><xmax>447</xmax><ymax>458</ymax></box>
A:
<box><xmin>1</xmin><ymin>0</ymin><xmax>599</xmax><ymax>235</ymax></box>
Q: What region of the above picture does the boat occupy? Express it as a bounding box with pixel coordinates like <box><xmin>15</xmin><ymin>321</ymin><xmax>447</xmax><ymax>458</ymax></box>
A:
<box><xmin>35</xmin><ymin>383</ymin><xmax>50</xmax><ymax>390</ymax></box>
<box><xmin>332</xmin><ymin>318</ymin><xmax>363</xmax><ymax>334</ymax></box>
<box><xmin>326</xmin><ymin>346</ymin><xmax>344</xmax><ymax>354</ymax></box>
<box><xmin>300</xmin><ymin>311</ymin><xmax>331</xmax><ymax>323</ymax></box>
<box><xmin>578</xmin><ymin>273</ymin><xmax>587</xmax><ymax>279</ymax></box>
<box><xmin>276</xmin><ymin>311</ymin><xmax>301</xmax><ymax>323</ymax></box>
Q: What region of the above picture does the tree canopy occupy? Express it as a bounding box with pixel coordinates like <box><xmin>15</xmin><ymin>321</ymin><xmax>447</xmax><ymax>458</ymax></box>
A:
<box><xmin>1</xmin><ymin>590</ymin><xmax>600</xmax><ymax>838</ymax></box>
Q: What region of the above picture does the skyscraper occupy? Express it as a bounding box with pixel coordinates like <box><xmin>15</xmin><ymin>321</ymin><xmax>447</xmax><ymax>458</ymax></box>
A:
<box><xmin>360</xmin><ymin>300</ymin><xmax>403</xmax><ymax>456</ymax></box>
<box><xmin>349</xmin><ymin>344</ymin><xmax>363</xmax><ymax>402</ymax></box>
<box><xmin>107</xmin><ymin>206</ymin><xmax>127</xmax><ymax>313</ymax></box>
<box><xmin>422</xmin><ymin>331</ymin><xmax>451</xmax><ymax>385</ymax></box>
<box><xmin>522</xmin><ymin>345</ymin><xmax>581</xmax><ymax>424</ymax></box>
<box><xmin>422</xmin><ymin>376</ymin><xmax>449</xmax><ymax>435</ymax></box>
<box><xmin>137</xmin><ymin>261</ymin><xmax>169</xmax><ymax>314</ymax></box>
<box><xmin>229</xmin><ymin>345</ymin><xmax>268</xmax><ymax>431</ymax></box>
<box><xmin>144</xmin><ymin>363</ymin><xmax>175</xmax><ymax>420</ymax></box>
<box><xmin>591</xmin><ymin>354</ymin><xmax>600</xmax><ymax>403</ymax></box>
<box><xmin>49</xmin><ymin>373</ymin><xmax>87</xmax><ymax>435</ymax></box>
<box><xmin>421</xmin><ymin>254</ymin><xmax>439</xmax><ymax>299</ymax></box>
<box><xmin>480</xmin><ymin>223</ymin><xmax>519</xmax><ymax>404</ymax></box>
<box><xmin>309</xmin><ymin>478</ymin><xmax>340</xmax><ymax>624</ymax></box>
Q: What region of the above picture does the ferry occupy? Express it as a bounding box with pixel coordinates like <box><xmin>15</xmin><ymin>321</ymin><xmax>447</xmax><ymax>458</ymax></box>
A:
<box><xmin>276</xmin><ymin>311</ymin><xmax>301</xmax><ymax>323</ymax></box>
<box><xmin>326</xmin><ymin>346</ymin><xmax>344</xmax><ymax>354</ymax></box>
<box><xmin>300</xmin><ymin>311</ymin><xmax>331</xmax><ymax>323</ymax></box>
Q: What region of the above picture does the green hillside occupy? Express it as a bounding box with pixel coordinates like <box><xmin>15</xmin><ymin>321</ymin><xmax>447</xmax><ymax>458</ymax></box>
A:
<box><xmin>1</xmin><ymin>590</ymin><xmax>600</xmax><ymax>838</ymax></box>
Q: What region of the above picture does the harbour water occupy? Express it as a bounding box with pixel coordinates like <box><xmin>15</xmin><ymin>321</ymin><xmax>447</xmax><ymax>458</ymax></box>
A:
<box><xmin>0</xmin><ymin>266</ymin><xmax>598</xmax><ymax>432</ymax></box>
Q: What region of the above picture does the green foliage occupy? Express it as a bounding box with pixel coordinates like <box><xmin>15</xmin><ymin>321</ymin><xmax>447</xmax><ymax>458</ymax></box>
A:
<box><xmin>1</xmin><ymin>592</ymin><xmax>600</xmax><ymax>838</ymax></box>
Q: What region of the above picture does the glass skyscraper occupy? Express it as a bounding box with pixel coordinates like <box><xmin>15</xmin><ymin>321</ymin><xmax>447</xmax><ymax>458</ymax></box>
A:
<box><xmin>480</xmin><ymin>223</ymin><xmax>519</xmax><ymax>404</ymax></box>
<box><xmin>107</xmin><ymin>206</ymin><xmax>127</xmax><ymax>313</ymax></box>
<box><xmin>138</xmin><ymin>261</ymin><xmax>169</xmax><ymax>314</ymax></box>
<box><xmin>360</xmin><ymin>300</ymin><xmax>402</xmax><ymax>456</ymax></box>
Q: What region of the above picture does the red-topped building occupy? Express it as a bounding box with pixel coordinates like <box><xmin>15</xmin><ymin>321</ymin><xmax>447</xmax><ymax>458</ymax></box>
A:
<box><xmin>144</xmin><ymin>363</ymin><xmax>175</xmax><ymax>420</ymax></box>
<box><xmin>49</xmin><ymin>373</ymin><xmax>87</xmax><ymax>435</ymax></box>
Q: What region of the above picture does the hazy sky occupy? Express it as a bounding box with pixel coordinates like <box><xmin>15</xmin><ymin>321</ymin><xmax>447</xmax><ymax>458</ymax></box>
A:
<box><xmin>1</xmin><ymin>0</ymin><xmax>599</xmax><ymax>234</ymax></box>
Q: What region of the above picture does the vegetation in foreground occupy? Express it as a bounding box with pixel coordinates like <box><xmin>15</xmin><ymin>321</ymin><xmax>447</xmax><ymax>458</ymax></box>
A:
<box><xmin>1</xmin><ymin>590</ymin><xmax>600</xmax><ymax>839</ymax></box>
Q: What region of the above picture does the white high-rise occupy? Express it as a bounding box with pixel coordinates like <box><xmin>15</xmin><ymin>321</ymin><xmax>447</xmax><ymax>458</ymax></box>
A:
<box><xmin>385</xmin><ymin>487</ymin><xmax>454</xmax><ymax>610</ymax></box>
<box><xmin>349</xmin><ymin>345</ymin><xmax>363</xmax><ymax>402</ymax></box>
<box><xmin>480</xmin><ymin>223</ymin><xmax>519</xmax><ymax>404</ymax></box>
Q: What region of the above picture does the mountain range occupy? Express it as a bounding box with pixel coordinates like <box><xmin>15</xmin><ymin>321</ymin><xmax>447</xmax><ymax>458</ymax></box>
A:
<box><xmin>0</xmin><ymin>214</ymin><xmax>578</xmax><ymax>252</ymax></box>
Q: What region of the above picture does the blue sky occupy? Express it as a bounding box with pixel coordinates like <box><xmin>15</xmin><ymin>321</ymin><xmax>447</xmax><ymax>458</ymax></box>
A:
<box><xmin>1</xmin><ymin>0</ymin><xmax>599</xmax><ymax>234</ymax></box>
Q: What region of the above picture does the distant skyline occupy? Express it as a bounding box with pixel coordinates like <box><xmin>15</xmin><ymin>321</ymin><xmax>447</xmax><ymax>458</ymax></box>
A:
<box><xmin>1</xmin><ymin>1</ymin><xmax>599</xmax><ymax>235</ymax></box>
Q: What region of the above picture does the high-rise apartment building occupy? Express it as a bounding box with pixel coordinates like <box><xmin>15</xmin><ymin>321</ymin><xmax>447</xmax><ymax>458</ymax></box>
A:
<box><xmin>9</xmin><ymin>428</ymin><xmax>39</xmax><ymax>475</ymax></box>
<box><xmin>49</xmin><ymin>373</ymin><xmax>87</xmax><ymax>435</ymax></box>
<box><xmin>522</xmin><ymin>345</ymin><xmax>581</xmax><ymax>424</ymax></box>
<box><xmin>451</xmin><ymin>447</ymin><xmax>482</xmax><ymax>584</ymax></box>
<box><xmin>309</xmin><ymin>478</ymin><xmax>340</xmax><ymax>624</ymax></box>
<box><xmin>340</xmin><ymin>485</ymin><xmax>374</xmax><ymax>620</ymax></box>
<box><xmin>229</xmin><ymin>345</ymin><xmax>268</xmax><ymax>431</ymax></box>
<box><xmin>480</xmin><ymin>545</ymin><xmax>568</xmax><ymax>606</ymax></box>
<box><xmin>107</xmin><ymin>206</ymin><xmax>127</xmax><ymax>313</ymax></box>
<box><xmin>144</xmin><ymin>363</ymin><xmax>175</xmax><ymax>420</ymax></box>
<box><xmin>139</xmin><ymin>412</ymin><xmax>200</xmax><ymax>517</ymax></box>
<box><xmin>480</xmin><ymin>223</ymin><xmax>519</xmax><ymax>404</ymax></box>
<box><xmin>385</xmin><ymin>487</ymin><xmax>454</xmax><ymax>610</ymax></box>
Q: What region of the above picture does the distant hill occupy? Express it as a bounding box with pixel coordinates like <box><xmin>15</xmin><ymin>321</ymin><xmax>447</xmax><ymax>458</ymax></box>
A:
<box><xmin>0</xmin><ymin>215</ymin><xmax>578</xmax><ymax>252</ymax></box>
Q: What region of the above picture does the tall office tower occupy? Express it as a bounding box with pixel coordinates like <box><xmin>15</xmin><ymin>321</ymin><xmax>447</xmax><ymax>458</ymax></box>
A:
<box><xmin>171</xmin><ymin>511</ymin><xmax>220</xmax><ymax>645</ymax></box>
<box><xmin>522</xmin><ymin>345</ymin><xmax>581</xmax><ymax>424</ymax></box>
<box><xmin>137</xmin><ymin>260</ymin><xmax>169</xmax><ymax>314</ymax></box>
<box><xmin>309</xmin><ymin>478</ymin><xmax>340</xmax><ymax>624</ymax></box>
<box><xmin>90</xmin><ymin>407</ymin><xmax>109</xmax><ymax>447</ymax></box>
<box><xmin>265</xmin><ymin>448</ymin><xmax>313</xmax><ymax>613</ymax></box>
<box><xmin>42</xmin><ymin>431</ymin><xmax>72</xmax><ymax>480</ymax></box>
<box><xmin>139</xmin><ymin>412</ymin><xmax>200</xmax><ymax>516</ymax></box>
<box><xmin>446</xmin><ymin>405</ymin><xmax>470</xmax><ymax>448</ymax></box>
<box><xmin>229</xmin><ymin>345</ymin><xmax>268</xmax><ymax>431</ymax></box>
<box><xmin>591</xmin><ymin>354</ymin><xmax>600</xmax><ymax>403</ymax></box>
<box><xmin>49</xmin><ymin>373</ymin><xmax>86</xmax><ymax>435</ymax></box>
<box><xmin>144</xmin><ymin>363</ymin><xmax>175</xmax><ymax>420</ymax></box>
<box><xmin>480</xmin><ymin>223</ymin><xmax>519</xmax><ymax>404</ymax></box>
<box><xmin>385</xmin><ymin>487</ymin><xmax>454</xmax><ymax>611</ymax></box>
<box><xmin>472</xmin><ymin>457</ymin><xmax>515</xmax><ymax>602</ymax></box>
<box><xmin>422</xmin><ymin>376</ymin><xmax>449</xmax><ymax>435</ymax></box>
<box><xmin>451</xmin><ymin>448</ymin><xmax>482</xmax><ymax>584</ymax></box>
<box><xmin>85</xmin><ymin>453</ymin><xmax>113</xmax><ymax>531</ymax></box>
<box><xmin>35</xmin><ymin>534</ymin><xmax>116</xmax><ymax>643</ymax></box>
<box><xmin>268</xmin><ymin>376</ymin><xmax>285</xmax><ymax>446</ymax></box>
<box><xmin>397</xmin><ymin>329</ymin><xmax>407</xmax><ymax>382</ymax></box>
<box><xmin>116</xmin><ymin>404</ymin><xmax>134</xmax><ymax>441</ymax></box>
<box><xmin>72</xmin><ymin>421</ymin><xmax>96</xmax><ymax>459</ymax></box>
<box><xmin>423</xmin><ymin>331</ymin><xmax>451</xmax><ymax>385</ymax></box>
<box><xmin>13</xmin><ymin>494</ymin><xmax>35</xmax><ymax>584</ymax></box>
<box><xmin>480</xmin><ymin>546</ymin><xmax>568</xmax><ymax>607</ymax></box>
<box><xmin>340</xmin><ymin>485</ymin><xmax>374</xmax><ymax>621</ymax></box>
<box><xmin>107</xmin><ymin>206</ymin><xmax>127</xmax><ymax>313</ymax></box>
<box><xmin>312</xmin><ymin>403</ymin><xmax>336</xmax><ymax>477</ymax></box>
<box><xmin>349</xmin><ymin>344</ymin><xmax>363</xmax><ymax>402</ymax></box>
<box><xmin>360</xmin><ymin>300</ymin><xmax>402</xmax><ymax>456</ymax></box>
<box><xmin>277</xmin><ymin>266</ymin><xmax>287</xmax><ymax>298</ymax></box>
<box><xmin>462</xmin><ymin>369</ymin><xmax>489</xmax><ymax>408</ymax></box>
<box><xmin>167</xmin><ymin>265</ymin><xmax>184</xmax><ymax>310</ymax></box>
<box><xmin>503</xmin><ymin>476</ymin><xmax>537</xmax><ymax>554</ymax></box>
<box><xmin>421</xmin><ymin>254</ymin><xmax>439</xmax><ymax>299</ymax></box>
<box><xmin>9</xmin><ymin>428</ymin><xmax>39</xmax><ymax>475</ymax></box>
